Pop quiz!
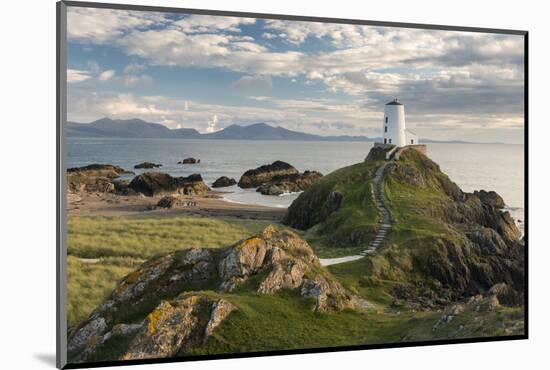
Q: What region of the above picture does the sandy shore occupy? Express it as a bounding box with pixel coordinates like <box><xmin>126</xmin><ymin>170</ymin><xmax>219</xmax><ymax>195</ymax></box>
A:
<box><xmin>67</xmin><ymin>190</ymin><xmax>286</xmax><ymax>221</ymax></box>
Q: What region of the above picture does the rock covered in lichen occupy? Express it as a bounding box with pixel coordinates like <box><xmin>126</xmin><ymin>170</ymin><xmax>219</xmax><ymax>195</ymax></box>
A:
<box><xmin>122</xmin><ymin>295</ymin><xmax>221</xmax><ymax>360</ymax></box>
<box><xmin>67</xmin><ymin>226</ymin><xmax>362</xmax><ymax>363</ymax></box>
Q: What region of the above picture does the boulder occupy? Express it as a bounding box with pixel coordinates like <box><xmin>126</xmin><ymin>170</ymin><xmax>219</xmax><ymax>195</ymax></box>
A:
<box><xmin>487</xmin><ymin>283</ymin><xmax>523</xmax><ymax>306</ymax></box>
<box><xmin>238</xmin><ymin>161</ymin><xmax>299</xmax><ymax>188</ymax></box>
<box><xmin>212</xmin><ymin>176</ymin><xmax>237</xmax><ymax>188</ymax></box>
<box><xmin>121</xmin><ymin>296</ymin><xmax>230</xmax><ymax>360</ymax></box>
<box><xmin>67</xmin><ymin>164</ymin><xmax>131</xmax><ymax>194</ymax></box>
<box><xmin>134</xmin><ymin>162</ymin><xmax>162</xmax><ymax>169</ymax></box>
<box><xmin>67</xmin><ymin>164</ymin><xmax>128</xmax><ymax>178</ymax></box>
<box><xmin>178</xmin><ymin>157</ymin><xmax>200</xmax><ymax>164</ymax></box>
<box><xmin>216</xmin><ymin>226</ymin><xmax>355</xmax><ymax>313</ymax></box>
<box><xmin>112</xmin><ymin>180</ymin><xmax>139</xmax><ymax>196</ymax></box>
<box><xmin>474</xmin><ymin>190</ymin><xmax>506</xmax><ymax>209</ymax></box>
<box><xmin>155</xmin><ymin>195</ymin><xmax>183</xmax><ymax>209</ymax></box>
<box><xmin>128</xmin><ymin>172</ymin><xmax>210</xmax><ymax>196</ymax></box>
<box><xmin>257</xmin><ymin>170</ymin><xmax>323</xmax><ymax>195</ymax></box>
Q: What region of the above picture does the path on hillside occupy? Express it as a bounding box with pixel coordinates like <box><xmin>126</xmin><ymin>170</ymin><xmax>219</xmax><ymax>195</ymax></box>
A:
<box><xmin>320</xmin><ymin>162</ymin><xmax>393</xmax><ymax>266</ymax></box>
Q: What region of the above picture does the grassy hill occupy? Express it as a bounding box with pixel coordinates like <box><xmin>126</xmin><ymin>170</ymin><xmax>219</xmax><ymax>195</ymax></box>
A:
<box><xmin>286</xmin><ymin>148</ymin><xmax>524</xmax><ymax>305</ymax></box>
<box><xmin>66</xmin><ymin>147</ymin><xmax>524</xmax><ymax>364</ymax></box>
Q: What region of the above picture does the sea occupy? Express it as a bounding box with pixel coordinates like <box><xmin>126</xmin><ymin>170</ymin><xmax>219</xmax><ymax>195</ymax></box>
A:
<box><xmin>67</xmin><ymin>138</ymin><xmax>525</xmax><ymax>233</ymax></box>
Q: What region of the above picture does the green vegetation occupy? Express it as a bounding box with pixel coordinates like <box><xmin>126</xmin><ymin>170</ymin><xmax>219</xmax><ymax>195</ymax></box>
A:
<box><xmin>67</xmin><ymin>215</ymin><xmax>271</xmax><ymax>328</ymax></box>
<box><xmin>67</xmin><ymin>256</ymin><xmax>141</xmax><ymax>327</ymax></box>
<box><xmin>285</xmin><ymin>160</ymin><xmax>381</xmax><ymax>249</ymax></box>
<box><xmin>67</xmin><ymin>147</ymin><xmax>524</xmax><ymax>353</ymax></box>
<box><xmin>189</xmin><ymin>289</ymin><xmax>523</xmax><ymax>356</ymax></box>
<box><xmin>68</xmin><ymin>215</ymin><xmax>270</xmax><ymax>259</ymax></box>
<box><xmin>288</xmin><ymin>148</ymin><xmax>524</xmax><ymax>308</ymax></box>
<box><xmin>190</xmin><ymin>290</ymin><xmax>413</xmax><ymax>355</ymax></box>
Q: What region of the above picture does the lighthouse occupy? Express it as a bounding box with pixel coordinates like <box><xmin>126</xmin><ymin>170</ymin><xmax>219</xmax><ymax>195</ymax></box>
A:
<box><xmin>382</xmin><ymin>99</ymin><xmax>417</xmax><ymax>147</ymax></box>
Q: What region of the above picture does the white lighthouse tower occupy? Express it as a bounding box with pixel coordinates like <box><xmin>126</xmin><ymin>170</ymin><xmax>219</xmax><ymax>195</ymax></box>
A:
<box><xmin>382</xmin><ymin>99</ymin><xmax>417</xmax><ymax>147</ymax></box>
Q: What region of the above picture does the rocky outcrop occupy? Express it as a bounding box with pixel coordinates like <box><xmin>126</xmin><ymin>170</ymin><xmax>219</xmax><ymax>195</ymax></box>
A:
<box><xmin>121</xmin><ymin>296</ymin><xmax>232</xmax><ymax>360</ymax></box>
<box><xmin>134</xmin><ymin>162</ymin><xmax>162</xmax><ymax>169</ymax></box>
<box><xmin>285</xmin><ymin>146</ymin><xmax>524</xmax><ymax>304</ymax></box>
<box><xmin>155</xmin><ymin>195</ymin><xmax>182</xmax><ymax>209</ymax></box>
<box><xmin>178</xmin><ymin>158</ymin><xmax>200</xmax><ymax>164</ymax></box>
<box><xmin>67</xmin><ymin>164</ymin><xmax>127</xmax><ymax>178</ymax></box>
<box><xmin>212</xmin><ymin>176</ymin><xmax>237</xmax><ymax>188</ymax></box>
<box><xmin>389</xmin><ymin>162</ymin><xmax>426</xmax><ymax>187</ymax></box>
<box><xmin>67</xmin><ymin>164</ymin><xmax>132</xmax><ymax>194</ymax></box>
<box><xmin>256</xmin><ymin>170</ymin><xmax>323</xmax><ymax>195</ymax></box>
<box><xmin>487</xmin><ymin>283</ymin><xmax>523</xmax><ymax>306</ymax></box>
<box><xmin>128</xmin><ymin>172</ymin><xmax>210</xmax><ymax>196</ymax></box>
<box><xmin>284</xmin><ymin>190</ymin><xmax>343</xmax><ymax>230</ymax></box>
<box><xmin>474</xmin><ymin>190</ymin><xmax>505</xmax><ymax>209</ymax></box>
<box><xmin>238</xmin><ymin>161</ymin><xmax>299</xmax><ymax>188</ymax></box>
<box><xmin>365</xmin><ymin>145</ymin><xmax>395</xmax><ymax>161</ymax></box>
<box><xmin>67</xmin><ymin>226</ymin><xmax>362</xmax><ymax>363</ymax></box>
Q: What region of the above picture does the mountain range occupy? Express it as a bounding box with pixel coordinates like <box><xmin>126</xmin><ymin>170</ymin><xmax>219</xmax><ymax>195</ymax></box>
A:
<box><xmin>66</xmin><ymin>118</ymin><xmax>506</xmax><ymax>144</ymax></box>
<box><xmin>66</xmin><ymin>118</ymin><xmax>375</xmax><ymax>141</ymax></box>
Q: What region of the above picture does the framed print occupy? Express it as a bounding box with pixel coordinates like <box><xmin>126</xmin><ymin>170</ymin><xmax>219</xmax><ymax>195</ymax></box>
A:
<box><xmin>57</xmin><ymin>1</ymin><xmax>528</xmax><ymax>368</ymax></box>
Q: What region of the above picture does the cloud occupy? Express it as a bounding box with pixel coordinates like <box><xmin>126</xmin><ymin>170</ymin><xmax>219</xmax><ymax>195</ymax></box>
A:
<box><xmin>67</xmin><ymin>69</ymin><xmax>91</xmax><ymax>83</ymax></box>
<box><xmin>232</xmin><ymin>75</ymin><xmax>273</xmax><ymax>91</ymax></box>
<box><xmin>121</xmin><ymin>74</ymin><xmax>153</xmax><ymax>86</ymax></box>
<box><xmin>66</xmin><ymin>8</ymin><xmax>525</xmax><ymax>142</ymax></box>
<box><xmin>172</xmin><ymin>15</ymin><xmax>256</xmax><ymax>33</ymax></box>
<box><xmin>123</xmin><ymin>62</ymin><xmax>147</xmax><ymax>74</ymax></box>
<box><xmin>206</xmin><ymin>114</ymin><xmax>219</xmax><ymax>133</ymax></box>
<box><xmin>67</xmin><ymin>8</ymin><xmax>167</xmax><ymax>43</ymax></box>
<box><xmin>98</xmin><ymin>69</ymin><xmax>116</xmax><ymax>81</ymax></box>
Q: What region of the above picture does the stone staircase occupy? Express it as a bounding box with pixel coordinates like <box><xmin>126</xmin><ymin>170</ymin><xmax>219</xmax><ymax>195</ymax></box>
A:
<box><xmin>360</xmin><ymin>162</ymin><xmax>392</xmax><ymax>256</ymax></box>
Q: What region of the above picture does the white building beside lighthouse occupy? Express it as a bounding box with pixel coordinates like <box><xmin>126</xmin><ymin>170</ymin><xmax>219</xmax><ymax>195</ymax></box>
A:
<box><xmin>382</xmin><ymin>99</ymin><xmax>418</xmax><ymax>147</ymax></box>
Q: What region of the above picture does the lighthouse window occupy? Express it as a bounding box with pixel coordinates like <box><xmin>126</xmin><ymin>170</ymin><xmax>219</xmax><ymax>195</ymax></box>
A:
<box><xmin>384</xmin><ymin>126</ymin><xmax>388</xmax><ymax>133</ymax></box>
<box><xmin>389</xmin><ymin>139</ymin><xmax>392</xmax><ymax>144</ymax></box>
<box><xmin>385</xmin><ymin>117</ymin><xmax>388</xmax><ymax>123</ymax></box>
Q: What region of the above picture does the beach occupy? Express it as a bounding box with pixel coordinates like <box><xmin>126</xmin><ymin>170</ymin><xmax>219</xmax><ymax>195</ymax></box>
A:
<box><xmin>67</xmin><ymin>189</ymin><xmax>287</xmax><ymax>221</ymax></box>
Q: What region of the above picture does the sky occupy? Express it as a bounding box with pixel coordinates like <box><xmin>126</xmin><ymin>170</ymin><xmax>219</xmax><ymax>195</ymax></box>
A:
<box><xmin>66</xmin><ymin>7</ymin><xmax>525</xmax><ymax>143</ymax></box>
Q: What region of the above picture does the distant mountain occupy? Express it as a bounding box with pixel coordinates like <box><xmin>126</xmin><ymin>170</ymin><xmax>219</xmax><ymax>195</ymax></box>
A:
<box><xmin>67</xmin><ymin>118</ymin><xmax>201</xmax><ymax>139</ymax></box>
<box><xmin>67</xmin><ymin>118</ymin><xmax>502</xmax><ymax>144</ymax></box>
<box><xmin>203</xmin><ymin>123</ymin><xmax>372</xmax><ymax>141</ymax></box>
<box><xmin>66</xmin><ymin>118</ymin><xmax>373</xmax><ymax>141</ymax></box>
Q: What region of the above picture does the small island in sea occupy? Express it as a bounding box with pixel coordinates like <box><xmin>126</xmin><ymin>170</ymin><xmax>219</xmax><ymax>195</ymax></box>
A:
<box><xmin>66</xmin><ymin>101</ymin><xmax>524</xmax><ymax>363</ymax></box>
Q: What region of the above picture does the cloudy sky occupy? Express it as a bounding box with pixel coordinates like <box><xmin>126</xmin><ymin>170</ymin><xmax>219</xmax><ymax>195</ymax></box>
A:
<box><xmin>66</xmin><ymin>7</ymin><xmax>525</xmax><ymax>143</ymax></box>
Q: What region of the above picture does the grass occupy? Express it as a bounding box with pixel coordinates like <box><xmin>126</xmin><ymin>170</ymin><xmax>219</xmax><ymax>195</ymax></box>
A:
<box><xmin>187</xmin><ymin>290</ymin><xmax>421</xmax><ymax>356</ymax></box>
<box><xmin>67</xmin><ymin>215</ymin><xmax>272</xmax><ymax>328</ymax></box>
<box><xmin>68</xmin><ymin>215</ymin><xmax>271</xmax><ymax>259</ymax></box>
<box><xmin>67</xmin><ymin>256</ymin><xmax>141</xmax><ymax>327</ymax></box>
<box><xmin>188</xmin><ymin>289</ymin><xmax>524</xmax><ymax>356</ymax></box>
